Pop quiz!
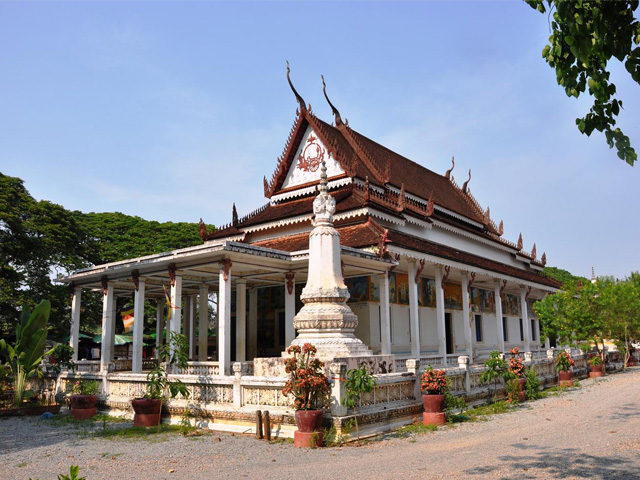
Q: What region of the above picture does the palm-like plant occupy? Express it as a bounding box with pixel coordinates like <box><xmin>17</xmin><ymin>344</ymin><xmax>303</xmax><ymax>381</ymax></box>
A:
<box><xmin>0</xmin><ymin>300</ymin><xmax>53</xmax><ymax>405</ymax></box>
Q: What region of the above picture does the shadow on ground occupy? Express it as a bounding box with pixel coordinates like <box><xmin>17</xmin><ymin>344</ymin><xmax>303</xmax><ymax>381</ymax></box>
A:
<box><xmin>464</xmin><ymin>443</ymin><xmax>636</xmax><ymax>480</ymax></box>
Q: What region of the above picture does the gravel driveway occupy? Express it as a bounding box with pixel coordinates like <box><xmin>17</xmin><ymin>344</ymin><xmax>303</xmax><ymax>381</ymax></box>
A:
<box><xmin>2</xmin><ymin>369</ymin><xmax>639</xmax><ymax>480</ymax></box>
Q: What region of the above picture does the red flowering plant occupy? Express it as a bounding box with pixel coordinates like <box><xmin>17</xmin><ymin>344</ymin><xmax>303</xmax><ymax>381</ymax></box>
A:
<box><xmin>507</xmin><ymin>347</ymin><xmax>525</xmax><ymax>379</ymax></box>
<box><xmin>555</xmin><ymin>351</ymin><xmax>575</xmax><ymax>373</ymax></box>
<box><xmin>421</xmin><ymin>366</ymin><xmax>448</xmax><ymax>395</ymax></box>
<box><xmin>282</xmin><ymin>343</ymin><xmax>329</xmax><ymax>410</ymax></box>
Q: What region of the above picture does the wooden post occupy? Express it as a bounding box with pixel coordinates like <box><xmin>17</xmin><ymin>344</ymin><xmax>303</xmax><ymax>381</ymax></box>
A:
<box><xmin>255</xmin><ymin>410</ymin><xmax>263</xmax><ymax>439</ymax></box>
<box><xmin>263</xmin><ymin>410</ymin><xmax>271</xmax><ymax>441</ymax></box>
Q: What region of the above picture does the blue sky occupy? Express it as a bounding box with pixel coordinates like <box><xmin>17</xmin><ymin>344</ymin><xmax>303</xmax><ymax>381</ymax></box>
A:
<box><xmin>1</xmin><ymin>1</ymin><xmax>638</xmax><ymax>279</ymax></box>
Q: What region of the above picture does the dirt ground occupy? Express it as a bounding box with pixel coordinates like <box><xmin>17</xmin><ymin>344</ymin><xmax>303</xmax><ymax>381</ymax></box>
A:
<box><xmin>2</xmin><ymin>369</ymin><xmax>639</xmax><ymax>480</ymax></box>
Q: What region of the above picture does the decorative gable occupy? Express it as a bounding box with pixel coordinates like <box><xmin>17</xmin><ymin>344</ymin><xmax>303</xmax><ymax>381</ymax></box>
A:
<box><xmin>280</xmin><ymin>125</ymin><xmax>345</xmax><ymax>191</ymax></box>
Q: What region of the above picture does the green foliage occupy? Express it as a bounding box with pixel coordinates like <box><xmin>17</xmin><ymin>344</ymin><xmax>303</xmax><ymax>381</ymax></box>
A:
<box><xmin>283</xmin><ymin>343</ymin><xmax>329</xmax><ymax>410</ymax></box>
<box><xmin>0</xmin><ymin>172</ymin><xmax>202</xmax><ymax>338</ymax></box>
<box><xmin>70</xmin><ymin>380</ymin><xmax>99</xmax><ymax>396</ymax></box>
<box><xmin>342</xmin><ymin>364</ymin><xmax>377</xmax><ymax>440</ymax></box>
<box><xmin>443</xmin><ymin>384</ymin><xmax>467</xmax><ymax>415</ymax></box>
<box><xmin>543</xmin><ymin>266</ymin><xmax>586</xmax><ymax>287</ymax></box>
<box><xmin>58</xmin><ymin>465</ymin><xmax>85</xmax><ymax>480</ymax></box>
<box><xmin>0</xmin><ymin>300</ymin><xmax>54</xmax><ymax>404</ymax></box>
<box><xmin>480</xmin><ymin>351</ymin><xmax>508</xmax><ymax>400</ymax></box>
<box><xmin>525</xmin><ymin>0</ymin><xmax>640</xmax><ymax>165</ymax></box>
<box><xmin>72</xmin><ymin>211</ymin><xmax>202</xmax><ymax>265</ymax></box>
<box><xmin>145</xmin><ymin>332</ymin><xmax>190</xmax><ymax>400</ymax></box>
<box><xmin>505</xmin><ymin>378</ymin><xmax>521</xmax><ymax>404</ymax></box>
<box><xmin>525</xmin><ymin>367</ymin><xmax>542</xmax><ymax>400</ymax></box>
<box><xmin>395</xmin><ymin>422</ymin><xmax>438</xmax><ymax>437</ymax></box>
<box><xmin>49</xmin><ymin>344</ymin><xmax>76</xmax><ymax>375</ymax></box>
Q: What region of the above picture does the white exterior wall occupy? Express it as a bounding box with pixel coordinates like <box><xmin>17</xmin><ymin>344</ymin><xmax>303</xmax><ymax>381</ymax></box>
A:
<box><xmin>418</xmin><ymin>307</ymin><xmax>439</xmax><ymax>353</ymax></box>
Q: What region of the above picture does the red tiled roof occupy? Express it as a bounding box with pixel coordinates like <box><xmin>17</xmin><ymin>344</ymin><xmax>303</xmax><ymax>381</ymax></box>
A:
<box><xmin>251</xmin><ymin>219</ymin><xmax>559</xmax><ymax>288</ymax></box>
<box><xmin>265</xmin><ymin>109</ymin><xmax>492</xmax><ymax>230</ymax></box>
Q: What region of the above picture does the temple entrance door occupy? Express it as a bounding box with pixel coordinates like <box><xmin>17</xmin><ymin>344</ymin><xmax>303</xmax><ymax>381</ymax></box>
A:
<box><xmin>445</xmin><ymin>312</ymin><xmax>454</xmax><ymax>355</ymax></box>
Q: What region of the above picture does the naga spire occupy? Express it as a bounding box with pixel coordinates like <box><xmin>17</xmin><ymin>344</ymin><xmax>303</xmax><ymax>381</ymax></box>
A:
<box><xmin>462</xmin><ymin>169</ymin><xmax>472</xmax><ymax>193</ymax></box>
<box><xmin>517</xmin><ymin>233</ymin><xmax>523</xmax><ymax>250</ymax></box>
<box><xmin>445</xmin><ymin>156</ymin><xmax>455</xmax><ymax>180</ymax></box>
<box><xmin>286</xmin><ymin>61</ymin><xmax>306</xmax><ymax>113</ymax></box>
<box><xmin>531</xmin><ymin>243</ymin><xmax>537</xmax><ymax>261</ymax></box>
<box><xmin>321</xmin><ymin>74</ymin><xmax>343</xmax><ymax>126</ymax></box>
<box><xmin>232</xmin><ymin>203</ymin><xmax>238</xmax><ymax>226</ymax></box>
<box><xmin>498</xmin><ymin>220</ymin><xmax>504</xmax><ymax>236</ymax></box>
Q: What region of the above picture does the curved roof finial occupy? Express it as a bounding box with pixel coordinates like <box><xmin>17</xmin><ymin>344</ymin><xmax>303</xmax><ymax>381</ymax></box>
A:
<box><xmin>445</xmin><ymin>156</ymin><xmax>455</xmax><ymax>180</ymax></box>
<box><xmin>321</xmin><ymin>74</ymin><xmax>343</xmax><ymax>126</ymax></box>
<box><xmin>462</xmin><ymin>169</ymin><xmax>472</xmax><ymax>193</ymax></box>
<box><xmin>286</xmin><ymin>61</ymin><xmax>306</xmax><ymax>112</ymax></box>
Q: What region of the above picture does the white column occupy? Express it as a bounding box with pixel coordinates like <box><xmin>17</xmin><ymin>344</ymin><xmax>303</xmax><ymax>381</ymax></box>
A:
<box><xmin>155</xmin><ymin>300</ymin><xmax>164</xmax><ymax>360</ymax></box>
<box><xmin>379</xmin><ymin>273</ymin><xmax>391</xmax><ymax>355</ymax></box>
<box><xmin>248</xmin><ymin>288</ymin><xmax>258</xmax><ymax>360</ymax></box>
<box><xmin>520</xmin><ymin>287</ymin><xmax>531</xmax><ymax>352</ymax></box>
<box><xmin>494</xmin><ymin>281</ymin><xmax>505</xmax><ymax>353</ymax></box>
<box><xmin>70</xmin><ymin>287</ymin><xmax>82</xmax><ymax>362</ymax></box>
<box><xmin>110</xmin><ymin>297</ymin><xmax>117</xmax><ymax>359</ymax></box>
<box><xmin>407</xmin><ymin>261</ymin><xmax>420</xmax><ymax>359</ymax></box>
<box><xmin>218</xmin><ymin>262</ymin><xmax>232</xmax><ymax>375</ymax></box>
<box><xmin>461</xmin><ymin>274</ymin><xmax>473</xmax><ymax>362</ymax></box>
<box><xmin>198</xmin><ymin>285</ymin><xmax>209</xmax><ymax>361</ymax></box>
<box><xmin>189</xmin><ymin>295</ymin><xmax>196</xmax><ymax>358</ymax></box>
<box><xmin>100</xmin><ymin>283</ymin><xmax>114</xmax><ymax>372</ymax></box>
<box><xmin>170</xmin><ymin>275</ymin><xmax>182</xmax><ymax>337</ymax></box>
<box><xmin>132</xmin><ymin>279</ymin><xmax>146</xmax><ymax>373</ymax></box>
<box><xmin>284</xmin><ymin>274</ymin><xmax>296</xmax><ymax>347</ymax></box>
<box><xmin>434</xmin><ymin>267</ymin><xmax>447</xmax><ymax>364</ymax></box>
<box><xmin>235</xmin><ymin>279</ymin><xmax>247</xmax><ymax>361</ymax></box>
<box><xmin>183</xmin><ymin>295</ymin><xmax>190</xmax><ymax>340</ymax></box>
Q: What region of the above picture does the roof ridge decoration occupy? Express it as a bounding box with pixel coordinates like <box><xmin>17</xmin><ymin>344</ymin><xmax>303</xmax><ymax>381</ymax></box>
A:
<box><xmin>321</xmin><ymin>75</ymin><xmax>343</xmax><ymax>127</ymax></box>
<box><xmin>286</xmin><ymin>61</ymin><xmax>306</xmax><ymax>113</ymax></box>
<box><xmin>264</xmin><ymin>108</ymin><xmax>305</xmax><ymax>198</ymax></box>
<box><xmin>232</xmin><ymin>203</ymin><xmax>239</xmax><ymax>226</ymax></box>
<box><xmin>531</xmin><ymin>243</ymin><xmax>537</xmax><ymax>261</ymax></box>
<box><xmin>517</xmin><ymin>233</ymin><xmax>523</xmax><ymax>250</ymax></box>
<box><xmin>462</xmin><ymin>169</ymin><xmax>472</xmax><ymax>193</ymax></box>
<box><xmin>444</xmin><ymin>156</ymin><xmax>455</xmax><ymax>179</ymax></box>
<box><xmin>541</xmin><ymin>252</ymin><xmax>547</xmax><ymax>266</ymax></box>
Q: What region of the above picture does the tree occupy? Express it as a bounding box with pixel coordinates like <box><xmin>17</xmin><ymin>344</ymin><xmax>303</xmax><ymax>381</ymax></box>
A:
<box><xmin>525</xmin><ymin>0</ymin><xmax>640</xmax><ymax>166</ymax></box>
<box><xmin>543</xmin><ymin>266</ymin><xmax>586</xmax><ymax>286</ymax></box>
<box><xmin>0</xmin><ymin>173</ymin><xmax>92</xmax><ymax>336</ymax></box>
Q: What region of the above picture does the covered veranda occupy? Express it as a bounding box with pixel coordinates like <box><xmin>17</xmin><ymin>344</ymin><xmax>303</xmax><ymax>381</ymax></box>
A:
<box><xmin>59</xmin><ymin>240</ymin><xmax>393</xmax><ymax>377</ymax></box>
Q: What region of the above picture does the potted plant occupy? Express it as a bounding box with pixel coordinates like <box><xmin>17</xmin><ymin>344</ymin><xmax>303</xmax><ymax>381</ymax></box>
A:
<box><xmin>282</xmin><ymin>343</ymin><xmax>329</xmax><ymax>447</ymax></box>
<box><xmin>589</xmin><ymin>356</ymin><xmax>604</xmax><ymax>378</ymax></box>
<box><xmin>421</xmin><ymin>365</ymin><xmax>448</xmax><ymax>426</ymax></box>
<box><xmin>69</xmin><ymin>380</ymin><xmax>99</xmax><ymax>420</ymax></box>
<box><xmin>507</xmin><ymin>347</ymin><xmax>526</xmax><ymax>403</ymax></box>
<box><xmin>0</xmin><ymin>300</ymin><xmax>60</xmax><ymax>414</ymax></box>
<box><xmin>555</xmin><ymin>351</ymin><xmax>575</xmax><ymax>387</ymax></box>
<box><xmin>342</xmin><ymin>365</ymin><xmax>377</xmax><ymax>441</ymax></box>
<box><xmin>131</xmin><ymin>332</ymin><xmax>190</xmax><ymax>427</ymax></box>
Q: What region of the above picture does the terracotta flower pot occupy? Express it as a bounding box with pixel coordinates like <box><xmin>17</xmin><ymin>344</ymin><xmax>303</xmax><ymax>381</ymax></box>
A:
<box><xmin>294</xmin><ymin>410</ymin><xmax>323</xmax><ymax>448</ymax></box>
<box><xmin>589</xmin><ymin>365</ymin><xmax>603</xmax><ymax>378</ymax></box>
<box><xmin>131</xmin><ymin>398</ymin><xmax>162</xmax><ymax>427</ymax></box>
<box><xmin>558</xmin><ymin>370</ymin><xmax>573</xmax><ymax>387</ymax></box>
<box><xmin>422</xmin><ymin>394</ymin><xmax>446</xmax><ymax>426</ymax></box>
<box><xmin>70</xmin><ymin>394</ymin><xmax>97</xmax><ymax>420</ymax></box>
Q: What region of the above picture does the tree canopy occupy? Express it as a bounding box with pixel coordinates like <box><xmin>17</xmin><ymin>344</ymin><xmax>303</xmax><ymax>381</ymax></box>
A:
<box><xmin>534</xmin><ymin>273</ymin><xmax>640</xmax><ymax>366</ymax></box>
<box><xmin>526</xmin><ymin>0</ymin><xmax>640</xmax><ymax>166</ymax></box>
<box><xmin>0</xmin><ymin>172</ymin><xmax>203</xmax><ymax>338</ymax></box>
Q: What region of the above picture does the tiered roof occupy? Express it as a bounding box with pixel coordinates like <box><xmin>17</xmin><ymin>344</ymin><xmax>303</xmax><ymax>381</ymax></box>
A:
<box><xmin>202</xmin><ymin>70</ymin><xmax>556</xmax><ymax>288</ymax></box>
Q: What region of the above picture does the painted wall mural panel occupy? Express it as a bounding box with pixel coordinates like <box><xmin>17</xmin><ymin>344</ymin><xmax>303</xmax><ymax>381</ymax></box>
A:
<box><xmin>502</xmin><ymin>293</ymin><xmax>521</xmax><ymax>316</ymax></box>
<box><xmin>395</xmin><ymin>273</ymin><xmax>409</xmax><ymax>305</ymax></box>
<box><xmin>470</xmin><ymin>287</ymin><xmax>495</xmax><ymax>313</ymax></box>
<box><xmin>345</xmin><ymin>276</ymin><xmax>369</xmax><ymax>303</ymax></box>
<box><xmin>444</xmin><ymin>283</ymin><xmax>463</xmax><ymax>310</ymax></box>
<box><xmin>369</xmin><ymin>276</ymin><xmax>380</xmax><ymax>302</ymax></box>
<box><xmin>420</xmin><ymin>278</ymin><xmax>436</xmax><ymax>308</ymax></box>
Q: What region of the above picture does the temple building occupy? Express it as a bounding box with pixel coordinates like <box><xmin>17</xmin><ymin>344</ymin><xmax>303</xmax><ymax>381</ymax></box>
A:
<box><xmin>58</xmin><ymin>71</ymin><xmax>561</xmax><ymax>427</ymax></box>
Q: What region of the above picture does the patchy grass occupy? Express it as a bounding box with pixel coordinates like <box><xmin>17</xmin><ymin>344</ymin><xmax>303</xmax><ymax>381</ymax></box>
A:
<box><xmin>395</xmin><ymin>422</ymin><xmax>438</xmax><ymax>437</ymax></box>
<box><xmin>91</xmin><ymin>424</ymin><xmax>202</xmax><ymax>441</ymax></box>
<box><xmin>47</xmin><ymin>412</ymin><xmax>128</xmax><ymax>429</ymax></box>
<box><xmin>17</xmin><ymin>462</ymin><xmax>28</xmax><ymax>468</ymax></box>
